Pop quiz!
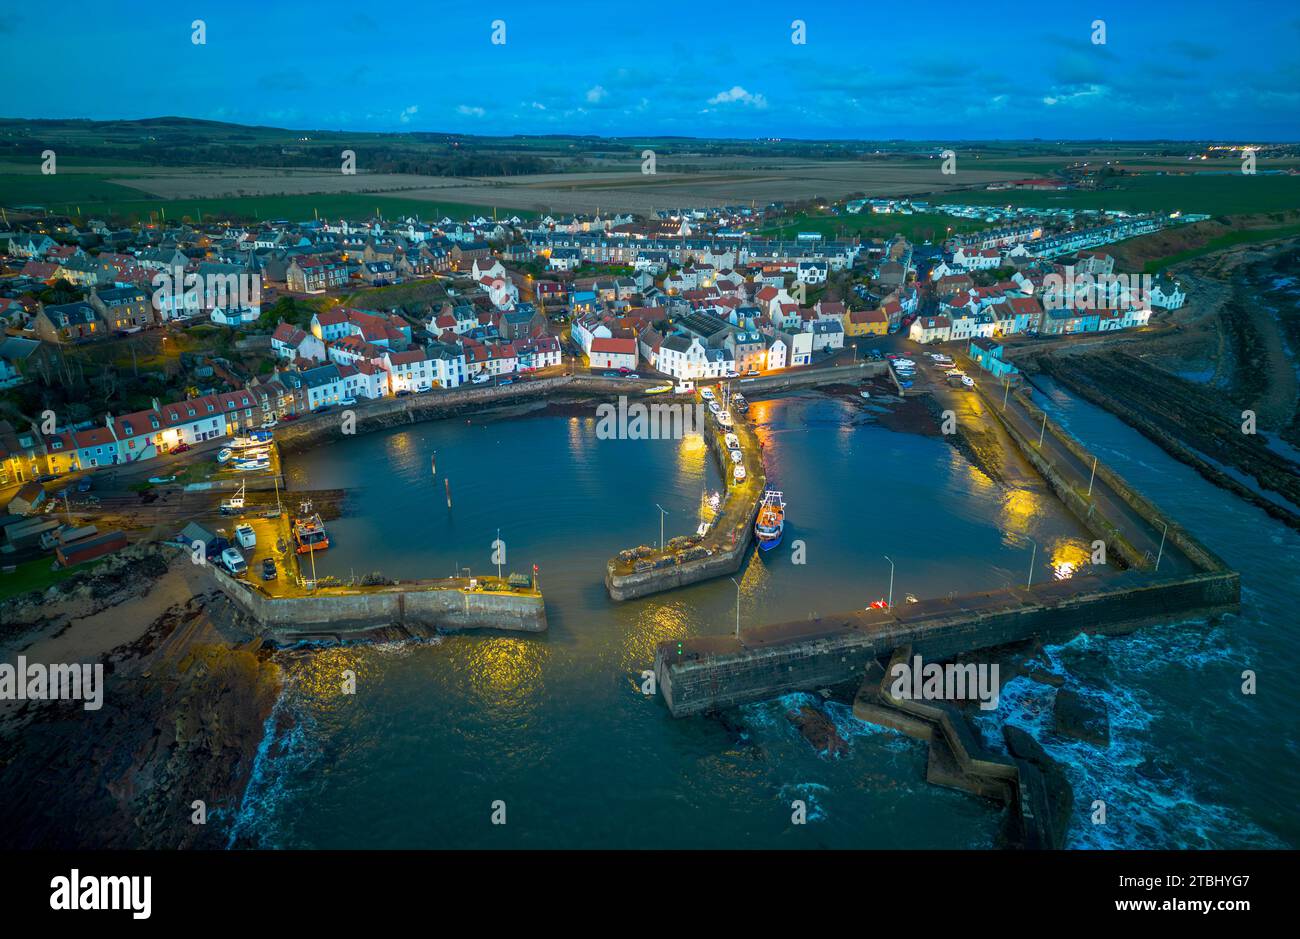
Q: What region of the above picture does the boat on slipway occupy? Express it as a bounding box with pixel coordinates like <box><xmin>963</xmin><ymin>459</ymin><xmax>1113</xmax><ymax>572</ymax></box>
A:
<box><xmin>291</xmin><ymin>500</ymin><xmax>330</xmax><ymax>554</ymax></box>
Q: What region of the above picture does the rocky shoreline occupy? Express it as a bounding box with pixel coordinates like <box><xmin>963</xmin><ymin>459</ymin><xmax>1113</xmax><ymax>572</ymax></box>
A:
<box><xmin>0</xmin><ymin>546</ymin><xmax>283</xmax><ymax>849</ymax></box>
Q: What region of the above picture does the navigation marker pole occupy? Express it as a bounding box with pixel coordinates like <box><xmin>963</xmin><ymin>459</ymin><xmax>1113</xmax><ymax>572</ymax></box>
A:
<box><xmin>1026</xmin><ymin>538</ymin><xmax>1037</xmax><ymax>589</ymax></box>
<box><xmin>1087</xmin><ymin>457</ymin><xmax>1098</xmax><ymax>498</ymax></box>
<box><xmin>731</xmin><ymin>577</ymin><xmax>742</xmax><ymax>639</ymax></box>
<box><xmin>1156</xmin><ymin>522</ymin><xmax>1168</xmax><ymax>572</ymax></box>
<box><xmin>1038</xmin><ymin>411</ymin><xmax>1047</xmax><ymax>448</ymax></box>
<box><xmin>884</xmin><ymin>555</ymin><xmax>894</xmax><ymax>610</ymax></box>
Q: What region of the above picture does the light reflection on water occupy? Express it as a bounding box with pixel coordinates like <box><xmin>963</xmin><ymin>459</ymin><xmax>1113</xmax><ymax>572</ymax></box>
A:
<box><xmin>236</xmin><ymin>389</ymin><xmax>1295</xmax><ymax>850</ymax></box>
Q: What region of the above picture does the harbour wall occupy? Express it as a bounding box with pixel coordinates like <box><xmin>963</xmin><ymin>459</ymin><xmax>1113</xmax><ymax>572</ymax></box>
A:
<box><xmin>654</xmin><ymin>569</ymin><xmax>1238</xmax><ymax>716</ymax></box>
<box><xmin>975</xmin><ymin>381</ymin><xmax>1230</xmax><ymax>574</ymax></box>
<box><xmin>202</xmin><ymin>562</ymin><xmax>546</xmax><ymax>640</ymax></box>
<box><xmin>605</xmin><ymin>400</ymin><xmax>765</xmax><ymax>600</ymax></box>
<box><xmin>272</xmin><ymin>375</ymin><xmax>645</xmax><ymax>453</ymax></box>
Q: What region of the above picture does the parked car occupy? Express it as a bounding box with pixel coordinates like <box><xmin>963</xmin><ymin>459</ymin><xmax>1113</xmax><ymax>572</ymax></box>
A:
<box><xmin>261</xmin><ymin>558</ymin><xmax>277</xmax><ymax>581</ymax></box>
<box><xmin>498</xmin><ymin>378</ymin><xmax>514</xmax><ymax>386</ymax></box>
<box><xmin>745</xmin><ymin>369</ymin><xmax>759</xmax><ymax>376</ymax></box>
<box><xmin>76</xmin><ymin>478</ymin><xmax>92</xmax><ymax>493</ymax></box>
<box><xmin>339</xmin><ymin>396</ymin><xmax>357</xmax><ymax>406</ymax></box>
<box><xmin>396</xmin><ymin>390</ymin><xmax>412</xmax><ymax>397</ymax></box>
<box><xmin>281</xmin><ymin>413</ymin><xmax>298</xmax><ymax>421</ymax></box>
<box><xmin>173</xmin><ymin>443</ymin><xmax>192</xmax><ymax>453</ymax></box>
<box><xmin>601</xmin><ymin>371</ymin><xmax>618</xmax><ymax>378</ymax></box>
<box><xmin>312</xmin><ymin>405</ymin><xmax>332</xmax><ymax>414</ymax></box>
<box><xmin>471</xmin><ymin>373</ymin><xmax>491</xmax><ymax>384</ymax></box>
<box><xmin>625</xmin><ymin>373</ymin><xmax>640</xmax><ymax>380</ymax></box>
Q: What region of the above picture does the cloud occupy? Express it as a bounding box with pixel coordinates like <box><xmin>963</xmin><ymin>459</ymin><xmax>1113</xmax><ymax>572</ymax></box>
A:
<box><xmin>585</xmin><ymin>85</ymin><xmax>608</xmax><ymax>104</ymax></box>
<box><xmin>1042</xmin><ymin>84</ymin><xmax>1105</xmax><ymax>106</ymax></box>
<box><xmin>398</xmin><ymin>105</ymin><xmax>419</xmax><ymax>124</ymax></box>
<box><xmin>456</xmin><ymin>105</ymin><xmax>486</xmax><ymax>117</ymax></box>
<box><xmin>707</xmin><ymin>85</ymin><xmax>768</xmax><ymax>108</ymax></box>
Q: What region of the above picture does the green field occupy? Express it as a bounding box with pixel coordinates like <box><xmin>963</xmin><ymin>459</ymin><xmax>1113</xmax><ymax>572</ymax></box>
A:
<box><xmin>0</xmin><ymin>556</ymin><xmax>84</xmax><ymax>602</ymax></box>
<box><xmin>1138</xmin><ymin>223</ymin><xmax>1300</xmax><ymax>273</ymax></box>
<box><xmin>757</xmin><ymin>210</ymin><xmax>988</xmax><ymax>242</ymax></box>
<box><xmin>936</xmin><ymin>173</ymin><xmax>1300</xmax><ymax>217</ymax></box>
<box><xmin>0</xmin><ymin>171</ymin><xmax>533</xmax><ymax>224</ymax></box>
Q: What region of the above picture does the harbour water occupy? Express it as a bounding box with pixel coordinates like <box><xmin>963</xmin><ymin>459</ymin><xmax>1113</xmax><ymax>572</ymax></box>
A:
<box><xmin>228</xmin><ymin>389</ymin><xmax>1297</xmax><ymax>849</ymax></box>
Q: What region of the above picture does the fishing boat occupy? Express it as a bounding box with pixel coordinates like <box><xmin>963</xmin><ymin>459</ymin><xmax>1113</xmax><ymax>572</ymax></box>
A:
<box><xmin>216</xmin><ymin>447</ymin><xmax>234</xmax><ymax>463</ymax></box>
<box><xmin>234</xmin><ymin>457</ymin><xmax>270</xmax><ymax>472</ymax></box>
<box><xmin>754</xmin><ymin>490</ymin><xmax>785</xmax><ymax>552</ymax></box>
<box><xmin>220</xmin><ymin>481</ymin><xmax>246</xmax><ymax>515</ymax></box>
<box><xmin>868</xmin><ymin>598</ymin><xmax>889</xmax><ymax>610</ymax></box>
<box><xmin>644</xmin><ymin>383</ymin><xmax>673</xmax><ymax>395</ymax></box>
<box><xmin>291</xmin><ymin>501</ymin><xmax>330</xmax><ymax>554</ymax></box>
<box><xmin>732</xmin><ymin>393</ymin><xmax>749</xmax><ymax>413</ymax></box>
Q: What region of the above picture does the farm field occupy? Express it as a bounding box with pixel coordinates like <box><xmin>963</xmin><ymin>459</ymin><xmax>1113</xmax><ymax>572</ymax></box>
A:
<box><xmin>0</xmin><ymin>153</ymin><xmax>1034</xmax><ymax>220</ymax></box>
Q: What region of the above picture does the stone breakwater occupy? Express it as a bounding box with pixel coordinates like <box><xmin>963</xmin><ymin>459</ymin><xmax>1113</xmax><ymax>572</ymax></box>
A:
<box><xmin>202</xmin><ymin>563</ymin><xmax>546</xmax><ymax>641</ymax></box>
<box><xmin>655</xmin><ymin>569</ymin><xmax>1239</xmax><ymax>717</ymax></box>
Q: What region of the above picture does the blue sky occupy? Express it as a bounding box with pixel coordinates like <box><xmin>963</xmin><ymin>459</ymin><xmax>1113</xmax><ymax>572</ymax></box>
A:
<box><xmin>4</xmin><ymin>1</ymin><xmax>1298</xmax><ymax>139</ymax></box>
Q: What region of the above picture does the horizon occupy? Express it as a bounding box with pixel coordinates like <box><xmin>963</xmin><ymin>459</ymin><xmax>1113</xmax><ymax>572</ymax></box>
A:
<box><xmin>4</xmin><ymin>0</ymin><xmax>1298</xmax><ymax>139</ymax></box>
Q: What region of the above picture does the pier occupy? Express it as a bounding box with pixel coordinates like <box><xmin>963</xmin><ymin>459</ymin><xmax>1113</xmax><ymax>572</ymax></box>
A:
<box><xmin>203</xmin><ymin>561</ymin><xmax>546</xmax><ymax>640</ymax></box>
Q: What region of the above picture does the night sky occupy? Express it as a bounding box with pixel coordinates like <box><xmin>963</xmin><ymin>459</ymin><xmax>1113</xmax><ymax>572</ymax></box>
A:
<box><xmin>4</xmin><ymin>1</ymin><xmax>1298</xmax><ymax>139</ymax></box>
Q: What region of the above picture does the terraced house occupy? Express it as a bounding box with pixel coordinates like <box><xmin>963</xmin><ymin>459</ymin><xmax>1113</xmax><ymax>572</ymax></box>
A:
<box><xmin>287</xmin><ymin>256</ymin><xmax>348</xmax><ymax>293</ymax></box>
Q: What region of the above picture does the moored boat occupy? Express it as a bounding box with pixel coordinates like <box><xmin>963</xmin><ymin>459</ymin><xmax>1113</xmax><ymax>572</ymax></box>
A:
<box><xmin>754</xmin><ymin>490</ymin><xmax>785</xmax><ymax>552</ymax></box>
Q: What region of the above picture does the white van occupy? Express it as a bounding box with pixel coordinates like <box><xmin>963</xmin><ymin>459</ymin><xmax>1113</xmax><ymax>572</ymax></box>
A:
<box><xmin>221</xmin><ymin>547</ymin><xmax>247</xmax><ymax>575</ymax></box>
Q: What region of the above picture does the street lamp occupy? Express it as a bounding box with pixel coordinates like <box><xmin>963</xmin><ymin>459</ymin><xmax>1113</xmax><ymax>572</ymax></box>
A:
<box><xmin>884</xmin><ymin>555</ymin><xmax>894</xmax><ymax>609</ymax></box>
<box><xmin>730</xmin><ymin>576</ymin><xmax>741</xmax><ymax>639</ymax></box>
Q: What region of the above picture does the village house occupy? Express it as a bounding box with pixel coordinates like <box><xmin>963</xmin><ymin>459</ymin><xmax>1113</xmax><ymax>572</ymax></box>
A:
<box><xmin>287</xmin><ymin>256</ymin><xmax>348</xmax><ymax>293</ymax></box>
<box><xmin>33</xmin><ymin>302</ymin><xmax>102</xmax><ymax>342</ymax></box>
<box><xmin>88</xmin><ymin>286</ymin><xmax>153</xmax><ymax>332</ymax></box>
<box><xmin>271</xmin><ymin>323</ymin><xmax>327</xmax><ymax>363</ymax></box>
